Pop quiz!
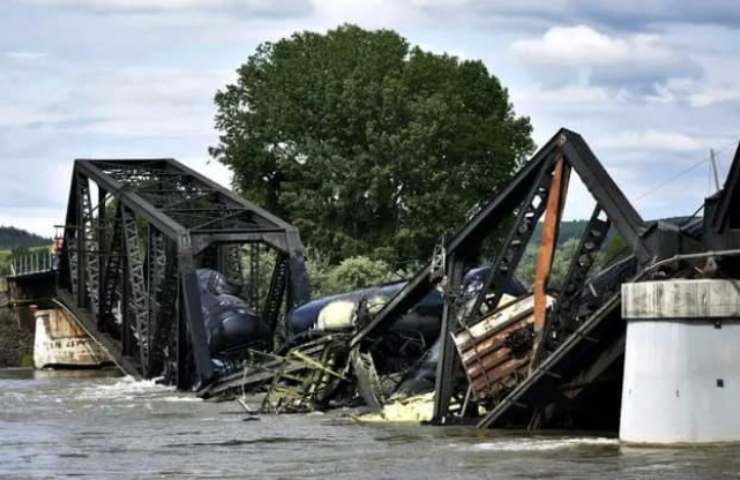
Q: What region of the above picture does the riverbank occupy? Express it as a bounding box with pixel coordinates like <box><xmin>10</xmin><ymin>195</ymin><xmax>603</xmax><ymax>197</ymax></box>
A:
<box><xmin>0</xmin><ymin>308</ymin><xmax>33</xmax><ymax>367</ymax></box>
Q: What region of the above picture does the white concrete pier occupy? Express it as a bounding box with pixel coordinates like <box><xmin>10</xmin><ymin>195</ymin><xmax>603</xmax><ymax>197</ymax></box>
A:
<box><xmin>33</xmin><ymin>308</ymin><xmax>110</xmax><ymax>369</ymax></box>
<box><xmin>620</xmin><ymin>279</ymin><xmax>740</xmax><ymax>444</ymax></box>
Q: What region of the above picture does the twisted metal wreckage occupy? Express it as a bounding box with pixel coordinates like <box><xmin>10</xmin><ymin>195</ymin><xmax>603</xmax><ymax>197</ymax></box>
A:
<box><xmin>52</xmin><ymin>128</ymin><xmax>740</xmax><ymax>430</ymax></box>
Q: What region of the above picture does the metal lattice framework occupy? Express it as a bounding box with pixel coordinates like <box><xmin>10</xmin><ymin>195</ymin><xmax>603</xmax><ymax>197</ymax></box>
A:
<box><xmin>351</xmin><ymin>128</ymin><xmax>694</xmax><ymax>428</ymax></box>
<box><xmin>58</xmin><ymin>158</ymin><xmax>310</xmax><ymax>389</ymax></box>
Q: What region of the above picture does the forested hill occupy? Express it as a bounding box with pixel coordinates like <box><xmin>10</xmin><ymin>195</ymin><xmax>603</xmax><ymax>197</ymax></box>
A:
<box><xmin>0</xmin><ymin>226</ymin><xmax>51</xmax><ymax>250</ymax></box>
<box><xmin>531</xmin><ymin>219</ymin><xmax>589</xmax><ymax>246</ymax></box>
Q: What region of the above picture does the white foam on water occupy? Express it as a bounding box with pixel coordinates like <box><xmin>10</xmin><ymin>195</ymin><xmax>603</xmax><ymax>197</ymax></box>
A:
<box><xmin>471</xmin><ymin>437</ymin><xmax>618</xmax><ymax>452</ymax></box>
<box><xmin>158</xmin><ymin>396</ymin><xmax>202</xmax><ymax>403</ymax></box>
<box><xmin>2</xmin><ymin>392</ymin><xmax>28</xmax><ymax>402</ymax></box>
<box><xmin>76</xmin><ymin>376</ymin><xmax>174</xmax><ymax>402</ymax></box>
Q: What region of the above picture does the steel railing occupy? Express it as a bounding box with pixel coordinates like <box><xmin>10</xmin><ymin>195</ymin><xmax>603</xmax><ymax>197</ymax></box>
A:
<box><xmin>8</xmin><ymin>250</ymin><xmax>56</xmax><ymax>277</ymax></box>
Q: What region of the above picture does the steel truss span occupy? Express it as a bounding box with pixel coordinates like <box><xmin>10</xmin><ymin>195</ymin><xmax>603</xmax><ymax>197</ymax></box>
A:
<box><xmin>58</xmin><ymin>158</ymin><xmax>310</xmax><ymax>390</ymax></box>
<box><xmin>349</xmin><ymin>128</ymin><xmax>712</xmax><ymax>429</ymax></box>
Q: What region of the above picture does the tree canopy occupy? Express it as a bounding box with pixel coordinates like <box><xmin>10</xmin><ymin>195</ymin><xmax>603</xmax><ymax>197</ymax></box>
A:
<box><xmin>211</xmin><ymin>24</ymin><xmax>534</xmax><ymax>266</ymax></box>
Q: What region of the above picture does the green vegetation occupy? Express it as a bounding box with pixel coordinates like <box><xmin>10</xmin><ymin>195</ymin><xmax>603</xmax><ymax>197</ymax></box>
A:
<box><xmin>311</xmin><ymin>255</ymin><xmax>404</xmax><ymax>296</ymax></box>
<box><xmin>517</xmin><ymin>225</ymin><xmax>631</xmax><ymax>290</ymax></box>
<box><xmin>212</xmin><ymin>24</ymin><xmax>534</xmax><ymax>270</ymax></box>
<box><xmin>304</xmin><ymin>219</ymin><xmax>603</xmax><ymax>295</ymax></box>
<box><xmin>517</xmin><ymin>237</ymin><xmax>580</xmax><ymax>289</ymax></box>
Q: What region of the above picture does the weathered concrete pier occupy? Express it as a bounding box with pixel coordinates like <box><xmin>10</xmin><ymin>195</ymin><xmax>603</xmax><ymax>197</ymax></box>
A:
<box><xmin>621</xmin><ymin>279</ymin><xmax>740</xmax><ymax>444</ymax></box>
<box><xmin>33</xmin><ymin>308</ymin><xmax>110</xmax><ymax>369</ymax></box>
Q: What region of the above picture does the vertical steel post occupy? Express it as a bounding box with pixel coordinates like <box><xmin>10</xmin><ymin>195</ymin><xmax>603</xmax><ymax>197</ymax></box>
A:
<box><xmin>432</xmin><ymin>253</ymin><xmax>465</xmax><ymax>424</ymax></box>
<box><xmin>75</xmin><ymin>176</ymin><xmax>86</xmax><ymax>308</ymax></box>
<box><xmin>97</xmin><ymin>188</ymin><xmax>107</xmax><ymax>330</ymax></box>
<box><xmin>178</xmin><ymin>234</ymin><xmax>214</xmax><ymax>388</ymax></box>
<box><xmin>146</xmin><ymin>223</ymin><xmax>153</xmax><ymax>374</ymax></box>
<box><xmin>120</xmin><ymin>220</ymin><xmax>132</xmax><ymax>357</ymax></box>
<box><xmin>176</xmin><ymin>279</ymin><xmax>189</xmax><ymax>390</ymax></box>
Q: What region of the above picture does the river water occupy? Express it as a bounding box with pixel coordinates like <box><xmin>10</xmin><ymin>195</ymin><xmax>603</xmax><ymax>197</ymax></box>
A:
<box><xmin>1</xmin><ymin>368</ymin><xmax>738</xmax><ymax>479</ymax></box>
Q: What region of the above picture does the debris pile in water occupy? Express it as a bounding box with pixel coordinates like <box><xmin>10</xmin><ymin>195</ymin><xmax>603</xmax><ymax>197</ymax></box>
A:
<box><xmin>200</xmin><ymin>265</ymin><xmax>529</xmax><ymax>422</ymax></box>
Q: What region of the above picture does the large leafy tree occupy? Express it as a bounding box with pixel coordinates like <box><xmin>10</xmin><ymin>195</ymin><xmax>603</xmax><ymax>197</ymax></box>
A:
<box><xmin>211</xmin><ymin>25</ymin><xmax>534</xmax><ymax>266</ymax></box>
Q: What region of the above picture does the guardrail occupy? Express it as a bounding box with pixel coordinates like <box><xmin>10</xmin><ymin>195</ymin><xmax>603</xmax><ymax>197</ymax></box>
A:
<box><xmin>9</xmin><ymin>250</ymin><xmax>56</xmax><ymax>277</ymax></box>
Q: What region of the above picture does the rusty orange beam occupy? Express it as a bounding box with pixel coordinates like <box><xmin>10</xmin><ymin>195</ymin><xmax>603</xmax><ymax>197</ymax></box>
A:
<box><xmin>531</xmin><ymin>156</ymin><xmax>569</xmax><ymax>369</ymax></box>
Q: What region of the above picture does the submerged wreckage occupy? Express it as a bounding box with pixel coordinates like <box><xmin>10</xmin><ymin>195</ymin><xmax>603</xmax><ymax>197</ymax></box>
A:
<box><xmin>9</xmin><ymin>128</ymin><xmax>740</xmax><ymax>440</ymax></box>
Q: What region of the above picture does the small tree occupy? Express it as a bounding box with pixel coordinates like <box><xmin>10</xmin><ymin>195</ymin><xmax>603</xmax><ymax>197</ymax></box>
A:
<box><xmin>211</xmin><ymin>24</ymin><xmax>534</xmax><ymax>267</ymax></box>
<box><xmin>323</xmin><ymin>256</ymin><xmax>397</xmax><ymax>295</ymax></box>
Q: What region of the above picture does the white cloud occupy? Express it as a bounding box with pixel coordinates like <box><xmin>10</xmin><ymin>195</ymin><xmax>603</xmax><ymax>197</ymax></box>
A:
<box><xmin>75</xmin><ymin>67</ymin><xmax>234</xmax><ymax>137</ymax></box>
<box><xmin>20</xmin><ymin>0</ymin><xmax>312</xmax><ymax>17</ymax></box>
<box><xmin>513</xmin><ymin>25</ymin><xmax>637</xmax><ymax>65</ymax></box>
<box><xmin>0</xmin><ymin>64</ymin><xmax>235</xmax><ymax>136</ymax></box>
<box><xmin>408</xmin><ymin>0</ymin><xmax>740</xmax><ymax>28</ymax></box>
<box><xmin>0</xmin><ymin>61</ymin><xmax>237</xmax><ymax>237</ymax></box>
<box><xmin>0</xmin><ymin>105</ymin><xmax>66</xmax><ymax>127</ymax></box>
<box><xmin>511</xmin><ymin>84</ymin><xmax>612</xmax><ymax>105</ymax></box>
<box><xmin>511</xmin><ymin>25</ymin><xmax>700</xmax><ymax>88</ymax></box>
<box><xmin>412</xmin><ymin>0</ymin><xmax>569</xmax><ymax>14</ymax></box>
<box><xmin>690</xmin><ymin>86</ymin><xmax>740</xmax><ymax>108</ymax></box>
<box><xmin>4</xmin><ymin>50</ymin><xmax>48</xmax><ymax>61</ymax></box>
<box><xmin>596</xmin><ymin>130</ymin><xmax>704</xmax><ymax>153</ymax></box>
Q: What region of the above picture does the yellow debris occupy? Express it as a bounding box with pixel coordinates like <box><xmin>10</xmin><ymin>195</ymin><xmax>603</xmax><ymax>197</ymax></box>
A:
<box><xmin>353</xmin><ymin>392</ymin><xmax>435</xmax><ymax>423</ymax></box>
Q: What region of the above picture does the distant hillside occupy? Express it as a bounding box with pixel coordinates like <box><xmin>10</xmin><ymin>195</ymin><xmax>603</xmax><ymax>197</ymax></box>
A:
<box><xmin>0</xmin><ymin>226</ymin><xmax>51</xmax><ymax>250</ymax></box>
<box><xmin>531</xmin><ymin>219</ymin><xmax>589</xmax><ymax>246</ymax></box>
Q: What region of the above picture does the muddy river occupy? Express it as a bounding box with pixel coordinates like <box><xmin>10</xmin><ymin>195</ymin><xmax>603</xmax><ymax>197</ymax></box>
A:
<box><xmin>0</xmin><ymin>368</ymin><xmax>738</xmax><ymax>479</ymax></box>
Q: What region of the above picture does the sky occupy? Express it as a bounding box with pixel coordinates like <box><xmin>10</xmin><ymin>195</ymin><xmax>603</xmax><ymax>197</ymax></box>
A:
<box><xmin>1</xmin><ymin>0</ymin><xmax>739</xmax><ymax>237</ymax></box>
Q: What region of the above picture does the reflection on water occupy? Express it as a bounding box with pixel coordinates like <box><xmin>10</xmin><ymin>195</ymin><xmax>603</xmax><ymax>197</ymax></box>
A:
<box><xmin>0</xmin><ymin>368</ymin><xmax>738</xmax><ymax>479</ymax></box>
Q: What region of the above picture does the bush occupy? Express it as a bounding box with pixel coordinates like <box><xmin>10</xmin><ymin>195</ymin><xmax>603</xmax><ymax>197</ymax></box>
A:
<box><xmin>321</xmin><ymin>256</ymin><xmax>397</xmax><ymax>295</ymax></box>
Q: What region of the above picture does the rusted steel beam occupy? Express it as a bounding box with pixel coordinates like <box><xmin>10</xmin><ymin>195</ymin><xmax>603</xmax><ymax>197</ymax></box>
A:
<box><xmin>531</xmin><ymin>156</ymin><xmax>569</xmax><ymax>366</ymax></box>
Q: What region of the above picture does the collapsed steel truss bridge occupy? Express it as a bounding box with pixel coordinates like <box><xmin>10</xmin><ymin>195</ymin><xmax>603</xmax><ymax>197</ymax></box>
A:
<box><xmin>350</xmin><ymin>128</ymin><xmax>726</xmax><ymax>429</ymax></box>
<box><xmin>8</xmin><ymin>127</ymin><xmax>739</xmax><ymax>433</ymax></box>
<box><xmin>58</xmin><ymin>158</ymin><xmax>310</xmax><ymax>389</ymax></box>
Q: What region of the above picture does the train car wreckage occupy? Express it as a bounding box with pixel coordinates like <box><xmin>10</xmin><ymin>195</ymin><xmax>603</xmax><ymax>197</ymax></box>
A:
<box><xmin>55</xmin><ymin>128</ymin><xmax>740</xmax><ymax>431</ymax></box>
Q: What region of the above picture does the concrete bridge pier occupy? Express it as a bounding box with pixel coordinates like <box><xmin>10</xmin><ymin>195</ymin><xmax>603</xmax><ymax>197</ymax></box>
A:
<box><xmin>620</xmin><ymin>279</ymin><xmax>740</xmax><ymax>444</ymax></box>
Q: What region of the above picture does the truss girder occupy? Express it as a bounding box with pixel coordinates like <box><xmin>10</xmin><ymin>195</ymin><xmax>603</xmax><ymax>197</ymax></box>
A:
<box><xmin>59</xmin><ymin>157</ymin><xmax>311</xmax><ymax>389</ymax></box>
<box><xmin>99</xmin><ymin>206</ymin><xmax>123</xmax><ymax>334</ymax></box>
<box><xmin>352</xmin><ymin>129</ymin><xmax>655</xmax><ymax>350</ymax></box>
<box><xmin>79</xmin><ymin>177</ymin><xmax>100</xmax><ymax>317</ymax></box>
<box><xmin>346</xmin><ymin>128</ymin><xmax>665</xmax><ymax>426</ymax></box>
